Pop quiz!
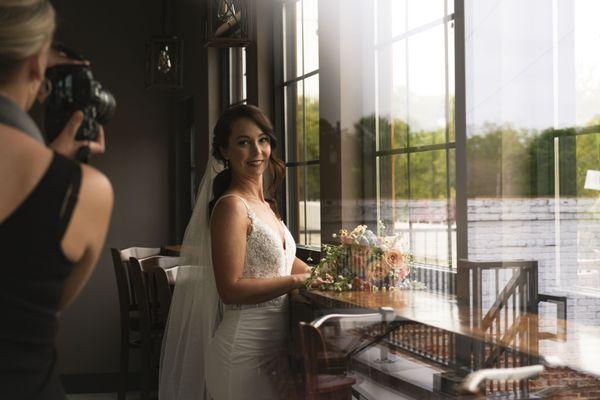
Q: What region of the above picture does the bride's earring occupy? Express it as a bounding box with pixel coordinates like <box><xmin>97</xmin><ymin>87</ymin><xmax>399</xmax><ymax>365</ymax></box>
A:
<box><xmin>224</xmin><ymin>159</ymin><xmax>230</xmax><ymax>169</ymax></box>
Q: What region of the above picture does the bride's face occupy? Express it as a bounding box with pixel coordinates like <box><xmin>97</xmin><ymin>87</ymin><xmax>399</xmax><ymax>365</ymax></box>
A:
<box><xmin>222</xmin><ymin>117</ymin><xmax>271</xmax><ymax>178</ymax></box>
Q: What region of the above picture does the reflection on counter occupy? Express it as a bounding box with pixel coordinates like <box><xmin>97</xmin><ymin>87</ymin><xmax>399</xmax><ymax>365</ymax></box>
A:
<box><xmin>291</xmin><ymin>266</ymin><xmax>600</xmax><ymax>399</ymax></box>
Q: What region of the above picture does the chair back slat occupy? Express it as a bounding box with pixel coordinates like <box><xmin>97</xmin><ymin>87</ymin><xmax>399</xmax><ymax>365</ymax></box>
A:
<box><xmin>111</xmin><ymin>247</ymin><xmax>162</xmax><ymax>310</ymax></box>
<box><xmin>132</xmin><ymin>255</ymin><xmax>180</xmax><ymax>331</ymax></box>
<box><xmin>128</xmin><ymin>257</ymin><xmax>152</xmax><ymax>338</ymax></box>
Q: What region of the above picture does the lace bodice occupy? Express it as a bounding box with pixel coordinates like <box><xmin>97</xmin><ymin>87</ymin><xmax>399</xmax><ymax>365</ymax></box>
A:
<box><xmin>214</xmin><ymin>194</ymin><xmax>296</xmax><ymax>309</ymax></box>
<box><xmin>243</xmin><ymin>206</ymin><xmax>295</xmax><ymax>279</ymax></box>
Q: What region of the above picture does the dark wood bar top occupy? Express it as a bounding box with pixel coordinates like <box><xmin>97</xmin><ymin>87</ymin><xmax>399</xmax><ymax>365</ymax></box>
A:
<box><xmin>302</xmin><ymin>289</ymin><xmax>600</xmax><ymax>378</ymax></box>
<box><xmin>304</xmin><ymin>289</ymin><xmax>470</xmax><ymax>335</ymax></box>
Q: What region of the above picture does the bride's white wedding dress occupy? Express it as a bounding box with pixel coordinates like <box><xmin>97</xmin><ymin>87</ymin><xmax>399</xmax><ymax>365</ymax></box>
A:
<box><xmin>205</xmin><ymin>194</ymin><xmax>296</xmax><ymax>400</ymax></box>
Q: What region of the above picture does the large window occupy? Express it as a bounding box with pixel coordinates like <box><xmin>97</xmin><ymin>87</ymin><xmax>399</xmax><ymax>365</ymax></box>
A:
<box><xmin>465</xmin><ymin>0</ymin><xmax>600</xmax><ymax>297</ymax></box>
<box><xmin>281</xmin><ymin>0</ymin><xmax>320</xmax><ymax>247</ymax></box>
<box><xmin>277</xmin><ymin>1</ymin><xmax>600</xmax><ymax>302</ymax></box>
<box><xmin>374</xmin><ymin>1</ymin><xmax>457</xmax><ymax>269</ymax></box>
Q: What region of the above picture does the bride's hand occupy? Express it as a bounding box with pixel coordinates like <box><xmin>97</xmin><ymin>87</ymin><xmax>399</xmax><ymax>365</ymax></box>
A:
<box><xmin>308</xmin><ymin>276</ymin><xmax>328</xmax><ymax>289</ymax></box>
<box><xmin>293</xmin><ymin>273</ymin><xmax>311</xmax><ymax>288</ymax></box>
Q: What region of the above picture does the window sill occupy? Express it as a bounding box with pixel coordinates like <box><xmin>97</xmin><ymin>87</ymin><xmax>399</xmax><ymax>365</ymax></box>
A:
<box><xmin>296</xmin><ymin>245</ymin><xmax>321</xmax><ymax>264</ymax></box>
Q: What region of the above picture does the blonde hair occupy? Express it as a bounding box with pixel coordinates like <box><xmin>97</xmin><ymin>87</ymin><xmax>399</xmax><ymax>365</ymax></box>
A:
<box><xmin>0</xmin><ymin>0</ymin><xmax>55</xmax><ymax>82</ymax></box>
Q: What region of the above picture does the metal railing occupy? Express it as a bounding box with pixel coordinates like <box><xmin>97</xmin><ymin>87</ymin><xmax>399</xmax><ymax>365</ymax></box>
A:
<box><xmin>413</xmin><ymin>263</ymin><xmax>457</xmax><ymax>295</ymax></box>
<box><xmin>363</xmin><ymin>321</ymin><xmax>458</xmax><ymax>368</ymax></box>
<box><xmin>459</xmin><ymin>260</ymin><xmax>539</xmax><ymax>397</ymax></box>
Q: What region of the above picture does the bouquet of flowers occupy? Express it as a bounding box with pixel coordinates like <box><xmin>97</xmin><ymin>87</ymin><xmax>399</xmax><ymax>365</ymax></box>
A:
<box><xmin>306</xmin><ymin>223</ymin><xmax>426</xmax><ymax>292</ymax></box>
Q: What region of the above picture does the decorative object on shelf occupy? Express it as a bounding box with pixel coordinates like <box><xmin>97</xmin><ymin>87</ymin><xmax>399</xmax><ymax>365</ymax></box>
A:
<box><xmin>306</xmin><ymin>224</ymin><xmax>426</xmax><ymax>292</ymax></box>
<box><xmin>204</xmin><ymin>0</ymin><xmax>254</xmax><ymax>47</ymax></box>
<box><xmin>145</xmin><ymin>0</ymin><xmax>183</xmax><ymax>88</ymax></box>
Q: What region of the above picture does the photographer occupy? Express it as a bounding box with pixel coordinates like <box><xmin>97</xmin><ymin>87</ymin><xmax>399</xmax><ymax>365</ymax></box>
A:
<box><xmin>0</xmin><ymin>0</ymin><xmax>113</xmax><ymax>398</ymax></box>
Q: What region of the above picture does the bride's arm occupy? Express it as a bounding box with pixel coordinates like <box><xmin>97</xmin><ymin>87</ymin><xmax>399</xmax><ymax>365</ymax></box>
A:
<box><xmin>291</xmin><ymin>257</ymin><xmax>312</xmax><ymax>274</ymax></box>
<box><xmin>211</xmin><ymin>196</ymin><xmax>309</xmax><ymax>305</ymax></box>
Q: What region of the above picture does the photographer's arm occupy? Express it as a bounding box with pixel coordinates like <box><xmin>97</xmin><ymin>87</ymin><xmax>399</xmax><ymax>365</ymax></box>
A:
<box><xmin>58</xmin><ymin>166</ymin><xmax>113</xmax><ymax>311</ymax></box>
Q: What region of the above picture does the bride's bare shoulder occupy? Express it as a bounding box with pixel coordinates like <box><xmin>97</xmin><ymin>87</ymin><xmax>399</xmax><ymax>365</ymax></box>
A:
<box><xmin>210</xmin><ymin>194</ymin><xmax>249</xmax><ymax>229</ymax></box>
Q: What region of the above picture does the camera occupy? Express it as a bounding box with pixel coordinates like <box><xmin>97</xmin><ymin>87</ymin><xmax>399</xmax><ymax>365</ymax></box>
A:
<box><xmin>44</xmin><ymin>49</ymin><xmax>116</xmax><ymax>143</ymax></box>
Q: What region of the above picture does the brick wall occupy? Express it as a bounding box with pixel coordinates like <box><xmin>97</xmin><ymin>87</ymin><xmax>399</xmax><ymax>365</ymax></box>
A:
<box><xmin>467</xmin><ymin>198</ymin><xmax>600</xmax><ymax>328</ymax></box>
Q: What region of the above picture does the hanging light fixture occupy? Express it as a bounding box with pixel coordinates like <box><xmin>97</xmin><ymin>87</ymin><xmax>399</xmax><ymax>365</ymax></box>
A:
<box><xmin>145</xmin><ymin>0</ymin><xmax>183</xmax><ymax>88</ymax></box>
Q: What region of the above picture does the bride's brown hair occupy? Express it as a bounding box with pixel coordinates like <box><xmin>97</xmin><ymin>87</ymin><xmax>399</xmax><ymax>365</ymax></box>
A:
<box><xmin>208</xmin><ymin>104</ymin><xmax>285</xmax><ymax>218</ymax></box>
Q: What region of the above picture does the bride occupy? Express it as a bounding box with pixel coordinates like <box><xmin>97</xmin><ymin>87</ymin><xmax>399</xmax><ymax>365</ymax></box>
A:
<box><xmin>159</xmin><ymin>105</ymin><xmax>314</xmax><ymax>399</ymax></box>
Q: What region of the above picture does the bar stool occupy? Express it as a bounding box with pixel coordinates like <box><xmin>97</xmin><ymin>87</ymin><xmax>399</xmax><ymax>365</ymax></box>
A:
<box><xmin>110</xmin><ymin>247</ymin><xmax>162</xmax><ymax>400</ymax></box>
<box><xmin>128</xmin><ymin>255</ymin><xmax>181</xmax><ymax>400</ymax></box>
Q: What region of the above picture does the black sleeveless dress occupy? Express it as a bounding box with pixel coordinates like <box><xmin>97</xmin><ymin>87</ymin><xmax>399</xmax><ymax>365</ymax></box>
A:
<box><xmin>0</xmin><ymin>151</ymin><xmax>82</xmax><ymax>399</ymax></box>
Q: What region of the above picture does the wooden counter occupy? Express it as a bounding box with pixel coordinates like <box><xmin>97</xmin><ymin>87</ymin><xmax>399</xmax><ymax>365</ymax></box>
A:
<box><xmin>302</xmin><ymin>289</ymin><xmax>600</xmax><ymax>378</ymax></box>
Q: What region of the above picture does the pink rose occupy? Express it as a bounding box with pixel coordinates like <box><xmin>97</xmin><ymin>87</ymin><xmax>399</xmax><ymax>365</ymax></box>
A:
<box><xmin>383</xmin><ymin>248</ymin><xmax>404</xmax><ymax>269</ymax></box>
<box><xmin>397</xmin><ymin>264</ymin><xmax>409</xmax><ymax>280</ymax></box>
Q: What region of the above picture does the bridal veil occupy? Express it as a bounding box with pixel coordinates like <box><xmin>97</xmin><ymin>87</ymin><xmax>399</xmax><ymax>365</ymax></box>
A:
<box><xmin>159</xmin><ymin>157</ymin><xmax>223</xmax><ymax>400</ymax></box>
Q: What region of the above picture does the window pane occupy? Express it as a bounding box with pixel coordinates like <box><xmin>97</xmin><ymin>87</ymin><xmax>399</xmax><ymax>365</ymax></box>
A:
<box><xmin>303</xmin><ymin>0</ymin><xmax>319</xmax><ymax>74</ymax></box>
<box><xmin>283</xmin><ymin>0</ymin><xmax>302</xmax><ymax>81</ymax></box>
<box><xmin>284</xmin><ymin>81</ymin><xmax>304</xmax><ymax>162</ymax></box>
<box><xmin>288</xmin><ymin>164</ymin><xmax>321</xmax><ymax>247</ymax></box>
<box><xmin>391</xmin><ymin>0</ymin><xmax>407</xmax><ymax>37</ymax></box>
<box><xmin>377</xmin><ymin>40</ymin><xmax>409</xmax><ymax>151</ymax></box>
<box><xmin>409</xmin><ymin>150</ymin><xmax>450</xmax><ymax>266</ymax></box>
<box><xmin>305</xmin><ymin>74</ymin><xmax>319</xmax><ymax>160</ymax></box>
<box><xmin>575</xmin><ymin>131</ymin><xmax>600</xmax><ymax>292</ymax></box>
<box><xmin>286</xmin><ymin>165</ymin><xmax>302</xmax><ymax>242</ymax></box>
<box><xmin>295</xmin><ymin>166</ymin><xmax>307</xmax><ymax>245</ymax></box>
<box><xmin>449</xmin><ymin>148</ymin><xmax>456</xmax><ymax>268</ymax></box>
<box><xmin>447</xmin><ymin>0</ymin><xmax>454</xmax><ymax>16</ymax></box>
<box><xmin>447</xmin><ymin>18</ymin><xmax>455</xmax><ymax>142</ymax></box>
<box><xmin>378</xmin><ymin>154</ymin><xmax>410</xmax><ymax>240</ymax></box>
<box><xmin>407</xmin><ymin>25</ymin><xmax>447</xmax><ymax>146</ymax></box>
<box><xmin>575</xmin><ymin>1</ymin><xmax>600</xmax><ymax>126</ymax></box>
<box><xmin>375</xmin><ymin>0</ymin><xmax>406</xmax><ymax>44</ymax></box>
<box><xmin>304</xmin><ymin>164</ymin><xmax>321</xmax><ymax>246</ymax></box>
<box><xmin>408</xmin><ymin>0</ymin><xmax>445</xmax><ymax>30</ymax></box>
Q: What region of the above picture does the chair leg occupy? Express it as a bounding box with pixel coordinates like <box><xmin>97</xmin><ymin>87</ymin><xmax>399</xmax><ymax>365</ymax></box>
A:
<box><xmin>118</xmin><ymin>334</ymin><xmax>129</xmax><ymax>400</ymax></box>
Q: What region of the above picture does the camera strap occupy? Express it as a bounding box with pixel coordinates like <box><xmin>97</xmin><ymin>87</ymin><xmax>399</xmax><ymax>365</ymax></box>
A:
<box><xmin>0</xmin><ymin>95</ymin><xmax>45</xmax><ymax>144</ymax></box>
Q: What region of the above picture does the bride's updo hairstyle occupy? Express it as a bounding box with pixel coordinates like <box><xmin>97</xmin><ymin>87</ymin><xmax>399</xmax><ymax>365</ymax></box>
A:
<box><xmin>209</xmin><ymin>104</ymin><xmax>285</xmax><ymax>218</ymax></box>
<box><xmin>0</xmin><ymin>0</ymin><xmax>55</xmax><ymax>85</ymax></box>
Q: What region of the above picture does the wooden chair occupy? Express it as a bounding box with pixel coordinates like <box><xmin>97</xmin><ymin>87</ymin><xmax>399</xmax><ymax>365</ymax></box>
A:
<box><xmin>298</xmin><ymin>321</ymin><xmax>356</xmax><ymax>400</ymax></box>
<box><xmin>110</xmin><ymin>247</ymin><xmax>162</xmax><ymax>400</ymax></box>
<box><xmin>129</xmin><ymin>255</ymin><xmax>181</xmax><ymax>400</ymax></box>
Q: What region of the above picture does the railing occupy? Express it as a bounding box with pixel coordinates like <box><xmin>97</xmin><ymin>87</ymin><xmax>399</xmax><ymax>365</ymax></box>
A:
<box><xmin>413</xmin><ymin>263</ymin><xmax>457</xmax><ymax>295</ymax></box>
<box><xmin>459</xmin><ymin>260</ymin><xmax>539</xmax><ymax>397</ymax></box>
<box><xmin>365</xmin><ymin>321</ymin><xmax>458</xmax><ymax>368</ymax></box>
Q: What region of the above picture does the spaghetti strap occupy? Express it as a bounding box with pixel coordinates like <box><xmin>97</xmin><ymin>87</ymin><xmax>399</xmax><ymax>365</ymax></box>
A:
<box><xmin>212</xmin><ymin>194</ymin><xmax>253</xmax><ymax>218</ymax></box>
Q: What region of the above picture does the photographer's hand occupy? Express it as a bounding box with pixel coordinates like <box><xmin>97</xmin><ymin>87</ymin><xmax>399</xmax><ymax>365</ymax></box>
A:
<box><xmin>50</xmin><ymin>111</ymin><xmax>106</xmax><ymax>160</ymax></box>
<box><xmin>47</xmin><ymin>47</ymin><xmax>89</xmax><ymax>68</ymax></box>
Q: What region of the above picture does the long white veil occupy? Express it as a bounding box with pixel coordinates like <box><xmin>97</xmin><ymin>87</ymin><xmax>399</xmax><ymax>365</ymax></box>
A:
<box><xmin>159</xmin><ymin>157</ymin><xmax>223</xmax><ymax>400</ymax></box>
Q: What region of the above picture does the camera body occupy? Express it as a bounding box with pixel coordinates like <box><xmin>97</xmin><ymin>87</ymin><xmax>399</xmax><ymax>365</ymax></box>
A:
<box><xmin>44</xmin><ymin>64</ymin><xmax>116</xmax><ymax>142</ymax></box>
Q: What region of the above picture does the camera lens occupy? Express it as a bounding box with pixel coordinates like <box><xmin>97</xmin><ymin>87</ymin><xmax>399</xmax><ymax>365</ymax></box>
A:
<box><xmin>95</xmin><ymin>89</ymin><xmax>116</xmax><ymax>125</ymax></box>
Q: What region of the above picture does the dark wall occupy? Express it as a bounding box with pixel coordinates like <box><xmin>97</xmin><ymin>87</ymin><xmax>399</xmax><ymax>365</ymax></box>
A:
<box><xmin>51</xmin><ymin>0</ymin><xmax>173</xmax><ymax>374</ymax></box>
